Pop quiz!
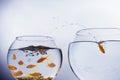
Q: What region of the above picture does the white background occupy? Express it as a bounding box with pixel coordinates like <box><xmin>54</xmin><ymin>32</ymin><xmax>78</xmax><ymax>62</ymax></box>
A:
<box><xmin>1</xmin><ymin>0</ymin><xmax>120</xmax><ymax>80</ymax></box>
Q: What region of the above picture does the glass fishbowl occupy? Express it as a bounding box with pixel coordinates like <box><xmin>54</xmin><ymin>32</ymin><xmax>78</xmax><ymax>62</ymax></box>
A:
<box><xmin>7</xmin><ymin>36</ymin><xmax>62</xmax><ymax>80</ymax></box>
<box><xmin>68</xmin><ymin>28</ymin><xmax>120</xmax><ymax>80</ymax></box>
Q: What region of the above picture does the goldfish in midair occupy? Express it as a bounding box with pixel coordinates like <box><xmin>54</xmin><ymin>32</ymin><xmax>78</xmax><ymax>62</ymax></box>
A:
<box><xmin>98</xmin><ymin>43</ymin><xmax>105</xmax><ymax>54</ymax></box>
<box><xmin>12</xmin><ymin>54</ymin><xmax>16</xmax><ymax>60</ymax></box>
<box><xmin>37</xmin><ymin>55</ymin><xmax>50</xmax><ymax>63</ymax></box>
<box><xmin>8</xmin><ymin>64</ymin><xmax>17</xmax><ymax>70</ymax></box>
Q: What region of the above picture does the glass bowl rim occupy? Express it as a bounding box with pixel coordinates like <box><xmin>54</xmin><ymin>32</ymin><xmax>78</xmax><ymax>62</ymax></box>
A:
<box><xmin>16</xmin><ymin>35</ymin><xmax>54</xmax><ymax>41</ymax></box>
<box><xmin>76</xmin><ymin>27</ymin><xmax>120</xmax><ymax>36</ymax></box>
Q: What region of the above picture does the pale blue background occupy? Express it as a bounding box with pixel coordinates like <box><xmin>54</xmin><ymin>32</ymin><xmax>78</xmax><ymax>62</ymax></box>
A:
<box><xmin>1</xmin><ymin>0</ymin><xmax>120</xmax><ymax>80</ymax></box>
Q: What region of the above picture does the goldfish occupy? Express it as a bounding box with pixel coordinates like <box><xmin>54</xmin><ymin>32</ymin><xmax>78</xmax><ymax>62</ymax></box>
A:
<box><xmin>8</xmin><ymin>64</ymin><xmax>17</xmax><ymax>70</ymax></box>
<box><xmin>18</xmin><ymin>60</ymin><xmax>24</xmax><ymax>65</ymax></box>
<box><xmin>98</xmin><ymin>43</ymin><xmax>105</xmax><ymax>54</ymax></box>
<box><xmin>13</xmin><ymin>70</ymin><xmax>23</xmax><ymax>77</ymax></box>
<box><xmin>37</xmin><ymin>55</ymin><xmax>50</xmax><ymax>63</ymax></box>
<box><xmin>47</xmin><ymin>62</ymin><xmax>56</xmax><ymax>68</ymax></box>
<box><xmin>26</xmin><ymin>64</ymin><xmax>37</xmax><ymax>69</ymax></box>
<box><xmin>25</xmin><ymin>72</ymin><xmax>41</xmax><ymax>77</ymax></box>
<box><xmin>12</xmin><ymin>54</ymin><xmax>16</xmax><ymax>60</ymax></box>
<box><xmin>39</xmin><ymin>49</ymin><xmax>46</xmax><ymax>55</ymax></box>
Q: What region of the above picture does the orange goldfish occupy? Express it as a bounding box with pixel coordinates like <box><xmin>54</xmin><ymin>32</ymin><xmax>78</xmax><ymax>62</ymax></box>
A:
<box><xmin>8</xmin><ymin>64</ymin><xmax>17</xmax><ymax>70</ymax></box>
<box><xmin>25</xmin><ymin>72</ymin><xmax>42</xmax><ymax>77</ymax></box>
<box><xmin>12</xmin><ymin>54</ymin><xmax>16</xmax><ymax>60</ymax></box>
<box><xmin>26</xmin><ymin>64</ymin><xmax>37</xmax><ymax>69</ymax></box>
<box><xmin>39</xmin><ymin>49</ymin><xmax>46</xmax><ymax>55</ymax></box>
<box><xmin>18</xmin><ymin>60</ymin><xmax>24</xmax><ymax>65</ymax></box>
<box><xmin>98</xmin><ymin>43</ymin><xmax>105</xmax><ymax>54</ymax></box>
<box><xmin>13</xmin><ymin>70</ymin><xmax>23</xmax><ymax>76</ymax></box>
<box><xmin>37</xmin><ymin>55</ymin><xmax>49</xmax><ymax>63</ymax></box>
<box><xmin>47</xmin><ymin>62</ymin><xmax>56</xmax><ymax>68</ymax></box>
